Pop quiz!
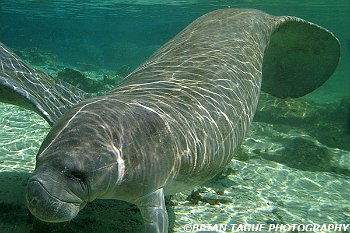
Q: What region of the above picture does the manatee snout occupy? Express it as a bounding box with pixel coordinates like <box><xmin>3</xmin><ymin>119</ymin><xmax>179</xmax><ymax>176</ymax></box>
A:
<box><xmin>26</xmin><ymin>179</ymin><xmax>84</xmax><ymax>222</ymax></box>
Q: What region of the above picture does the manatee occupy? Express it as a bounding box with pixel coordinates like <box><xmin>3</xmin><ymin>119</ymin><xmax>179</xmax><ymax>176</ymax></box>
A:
<box><xmin>0</xmin><ymin>8</ymin><xmax>339</xmax><ymax>233</ymax></box>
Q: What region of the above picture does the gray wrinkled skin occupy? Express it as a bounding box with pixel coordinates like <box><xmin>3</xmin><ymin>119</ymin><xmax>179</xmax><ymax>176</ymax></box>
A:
<box><xmin>0</xmin><ymin>44</ymin><xmax>87</xmax><ymax>124</ymax></box>
<box><xmin>0</xmin><ymin>8</ymin><xmax>339</xmax><ymax>233</ymax></box>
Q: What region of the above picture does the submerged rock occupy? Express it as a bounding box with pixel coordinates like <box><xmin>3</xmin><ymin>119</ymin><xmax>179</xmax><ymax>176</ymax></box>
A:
<box><xmin>76</xmin><ymin>62</ymin><xmax>100</xmax><ymax>72</ymax></box>
<box><xmin>338</xmin><ymin>96</ymin><xmax>350</xmax><ymax>134</ymax></box>
<box><xmin>56</xmin><ymin>68</ymin><xmax>122</xmax><ymax>94</ymax></box>
<box><xmin>15</xmin><ymin>47</ymin><xmax>58</xmax><ymax>68</ymax></box>
<box><xmin>258</xmin><ymin>136</ymin><xmax>348</xmax><ymax>175</ymax></box>
<box><xmin>254</xmin><ymin>93</ymin><xmax>323</xmax><ymax>126</ymax></box>
<box><xmin>255</xmin><ymin>93</ymin><xmax>350</xmax><ymax>151</ymax></box>
<box><xmin>186</xmin><ymin>188</ymin><xmax>232</xmax><ymax>205</ymax></box>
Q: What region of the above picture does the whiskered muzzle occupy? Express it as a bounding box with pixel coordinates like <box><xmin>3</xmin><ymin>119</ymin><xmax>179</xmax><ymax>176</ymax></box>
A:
<box><xmin>26</xmin><ymin>179</ymin><xmax>83</xmax><ymax>222</ymax></box>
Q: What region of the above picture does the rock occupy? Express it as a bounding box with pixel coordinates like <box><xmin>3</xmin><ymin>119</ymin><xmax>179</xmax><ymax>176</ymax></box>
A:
<box><xmin>255</xmin><ymin>93</ymin><xmax>350</xmax><ymax>150</ymax></box>
<box><xmin>56</xmin><ymin>68</ymin><xmax>124</xmax><ymax>94</ymax></box>
<box><xmin>57</xmin><ymin>68</ymin><xmax>104</xmax><ymax>93</ymax></box>
<box><xmin>15</xmin><ymin>47</ymin><xmax>58</xmax><ymax>68</ymax></box>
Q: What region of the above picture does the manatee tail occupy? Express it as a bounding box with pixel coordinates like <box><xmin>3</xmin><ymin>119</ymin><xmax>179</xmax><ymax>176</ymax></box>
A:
<box><xmin>262</xmin><ymin>16</ymin><xmax>340</xmax><ymax>98</ymax></box>
<box><xmin>0</xmin><ymin>42</ymin><xmax>88</xmax><ymax>125</ymax></box>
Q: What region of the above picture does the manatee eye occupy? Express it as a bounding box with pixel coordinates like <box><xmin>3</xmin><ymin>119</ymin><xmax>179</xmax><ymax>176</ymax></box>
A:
<box><xmin>66</xmin><ymin>170</ymin><xmax>87</xmax><ymax>183</ymax></box>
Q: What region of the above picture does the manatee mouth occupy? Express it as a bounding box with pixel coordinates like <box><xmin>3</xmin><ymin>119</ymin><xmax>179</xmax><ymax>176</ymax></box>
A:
<box><xmin>26</xmin><ymin>180</ymin><xmax>86</xmax><ymax>222</ymax></box>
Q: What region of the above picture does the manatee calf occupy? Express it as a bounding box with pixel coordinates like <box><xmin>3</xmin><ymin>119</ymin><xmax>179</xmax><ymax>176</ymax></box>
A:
<box><xmin>0</xmin><ymin>8</ymin><xmax>339</xmax><ymax>233</ymax></box>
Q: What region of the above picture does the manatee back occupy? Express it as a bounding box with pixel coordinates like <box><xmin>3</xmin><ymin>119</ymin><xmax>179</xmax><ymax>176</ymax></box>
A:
<box><xmin>108</xmin><ymin>9</ymin><xmax>339</xmax><ymax>193</ymax></box>
<box><xmin>110</xmin><ymin>9</ymin><xmax>269</xmax><ymax>191</ymax></box>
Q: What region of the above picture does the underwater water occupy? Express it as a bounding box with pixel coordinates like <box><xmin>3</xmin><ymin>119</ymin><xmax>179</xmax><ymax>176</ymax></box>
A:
<box><xmin>0</xmin><ymin>1</ymin><xmax>349</xmax><ymax>233</ymax></box>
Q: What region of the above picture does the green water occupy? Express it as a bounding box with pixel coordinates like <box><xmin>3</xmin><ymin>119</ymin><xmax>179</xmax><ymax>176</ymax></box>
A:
<box><xmin>0</xmin><ymin>1</ymin><xmax>349</xmax><ymax>233</ymax></box>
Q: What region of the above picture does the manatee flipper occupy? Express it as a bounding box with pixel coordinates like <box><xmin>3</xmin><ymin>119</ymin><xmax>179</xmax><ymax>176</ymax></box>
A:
<box><xmin>262</xmin><ymin>17</ymin><xmax>340</xmax><ymax>98</ymax></box>
<box><xmin>0</xmin><ymin>42</ymin><xmax>88</xmax><ymax>125</ymax></box>
<box><xmin>135</xmin><ymin>188</ymin><xmax>168</xmax><ymax>233</ymax></box>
